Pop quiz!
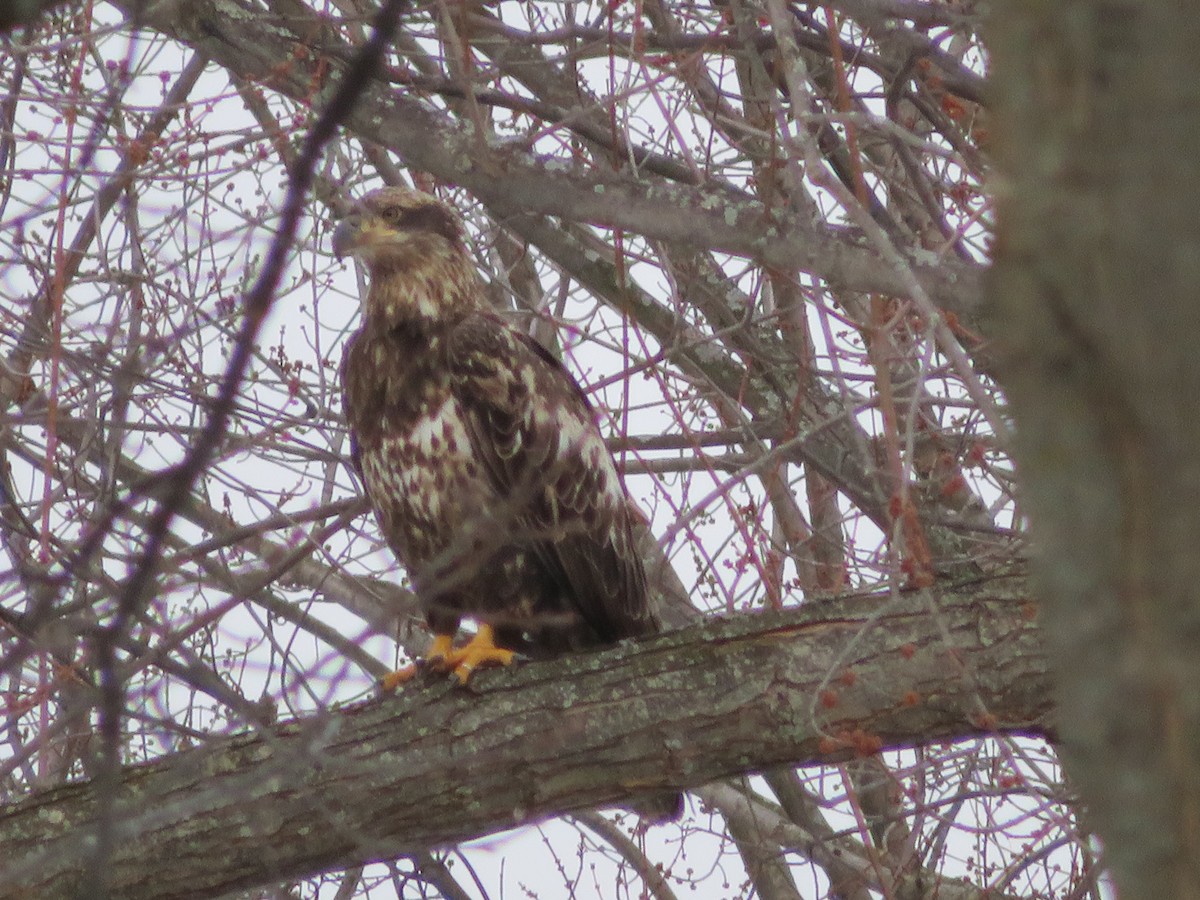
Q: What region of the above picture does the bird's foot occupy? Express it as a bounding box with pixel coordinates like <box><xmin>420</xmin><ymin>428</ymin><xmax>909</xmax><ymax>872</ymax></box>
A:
<box><xmin>379</xmin><ymin>629</ymin><xmax>514</xmax><ymax>690</ymax></box>
<box><xmin>379</xmin><ymin>633</ymin><xmax>458</xmax><ymax>692</ymax></box>
<box><xmin>427</xmin><ymin>624</ymin><xmax>514</xmax><ymax>684</ymax></box>
<box><xmin>379</xmin><ymin>666</ymin><xmax>418</xmax><ymax>692</ymax></box>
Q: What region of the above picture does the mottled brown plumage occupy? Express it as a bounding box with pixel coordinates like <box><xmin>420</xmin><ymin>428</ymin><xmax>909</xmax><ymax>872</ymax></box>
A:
<box><xmin>334</xmin><ymin>186</ymin><xmax>663</xmax><ymax>670</ymax></box>
<box><xmin>335</xmin><ymin>186</ymin><xmax>682</xmax><ymax>820</ymax></box>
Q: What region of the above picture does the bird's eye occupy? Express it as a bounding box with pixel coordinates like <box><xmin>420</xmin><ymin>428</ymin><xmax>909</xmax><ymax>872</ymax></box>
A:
<box><xmin>382</xmin><ymin>207</ymin><xmax>402</xmax><ymax>222</ymax></box>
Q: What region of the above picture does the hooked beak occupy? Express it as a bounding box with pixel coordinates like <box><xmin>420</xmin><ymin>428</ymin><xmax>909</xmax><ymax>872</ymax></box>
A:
<box><xmin>331</xmin><ymin>216</ymin><xmax>362</xmax><ymax>260</ymax></box>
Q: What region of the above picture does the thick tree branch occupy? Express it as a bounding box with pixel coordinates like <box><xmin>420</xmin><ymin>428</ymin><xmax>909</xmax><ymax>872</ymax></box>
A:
<box><xmin>0</xmin><ymin>577</ymin><xmax>1049</xmax><ymax>900</ymax></box>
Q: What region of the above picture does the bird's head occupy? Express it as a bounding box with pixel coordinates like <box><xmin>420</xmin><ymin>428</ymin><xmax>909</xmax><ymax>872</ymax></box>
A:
<box><xmin>333</xmin><ymin>186</ymin><xmax>478</xmax><ymax>326</ymax></box>
<box><xmin>332</xmin><ymin>186</ymin><xmax>464</xmax><ymax>266</ymax></box>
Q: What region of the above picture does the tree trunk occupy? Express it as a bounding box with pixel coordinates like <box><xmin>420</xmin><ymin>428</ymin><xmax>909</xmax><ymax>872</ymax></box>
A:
<box><xmin>989</xmin><ymin>2</ymin><xmax>1200</xmax><ymax>897</ymax></box>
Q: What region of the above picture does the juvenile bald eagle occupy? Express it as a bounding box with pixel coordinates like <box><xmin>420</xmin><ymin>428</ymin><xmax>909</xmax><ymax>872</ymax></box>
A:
<box><xmin>333</xmin><ymin>186</ymin><xmax>665</xmax><ymax>688</ymax></box>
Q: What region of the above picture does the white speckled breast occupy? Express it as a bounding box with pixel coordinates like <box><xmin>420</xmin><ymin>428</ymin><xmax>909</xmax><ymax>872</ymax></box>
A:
<box><xmin>359</xmin><ymin>395</ymin><xmax>489</xmax><ymax>566</ymax></box>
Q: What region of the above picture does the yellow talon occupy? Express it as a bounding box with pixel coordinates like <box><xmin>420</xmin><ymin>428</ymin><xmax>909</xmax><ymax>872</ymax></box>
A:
<box><xmin>379</xmin><ymin>633</ymin><xmax>457</xmax><ymax>692</ymax></box>
<box><xmin>379</xmin><ymin>665</ymin><xmax>418</xmax><ymax>692</ymax></box>
<box><xmin>379</xmin><ymin>629</ymin><xmax>513</xmax><ymax>690</ymax></box>
<box><xmin>430</xmin><ymin>624</ymin><xmax>515</xmax><ymax>684</ymax></box>
<box><xmin>425</xmin><ymin>633</ymin><xmax>456</xmax><ymax>664</ymax></box>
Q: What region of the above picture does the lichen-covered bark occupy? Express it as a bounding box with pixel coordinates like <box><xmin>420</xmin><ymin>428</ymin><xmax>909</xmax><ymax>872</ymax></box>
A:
<box><xmin>990</xmin><ymin>3</ymin><xmax>1200</xmax><ymax>896</ymax></box>
<box><xmin>0</xmin><ymin>578</ymin><xmax>1048</xmax><ymax>900</ymax></box>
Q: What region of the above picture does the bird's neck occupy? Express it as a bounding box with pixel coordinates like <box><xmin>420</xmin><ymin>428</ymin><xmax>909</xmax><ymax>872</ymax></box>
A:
<box><xmin>363</xmin><ymin>248</ymin><xmax>480</xmax><ymax>331</ymax></box>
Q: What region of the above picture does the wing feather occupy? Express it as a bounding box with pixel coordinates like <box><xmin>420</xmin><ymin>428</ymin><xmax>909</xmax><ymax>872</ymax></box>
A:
<box><xmin>445</xmin><ymin>312</ymin><xmax>656</xmax><ymax>642</ymax></box>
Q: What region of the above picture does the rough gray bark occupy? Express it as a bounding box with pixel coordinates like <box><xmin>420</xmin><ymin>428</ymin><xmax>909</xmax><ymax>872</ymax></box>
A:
<box><xmin>0</xmin><ymin>578</ymin><xmax>1047</xmax><ymax>900</ymax></box>
<box><xmin>989</xmin><ymin>2</ymin><xmax>1200</xmax><ymax>897</ymax></box>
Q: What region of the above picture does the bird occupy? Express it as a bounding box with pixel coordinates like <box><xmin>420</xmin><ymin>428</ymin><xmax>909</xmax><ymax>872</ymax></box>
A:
<box><xmin>334</xmin><ymin>186</ymin><xmax>669</xmax><ymax>668</ymax></box>
<box><xmin>333</xmin><ymin>186</ymin><xmax>681</xmax><ymax>820</ymax></box>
